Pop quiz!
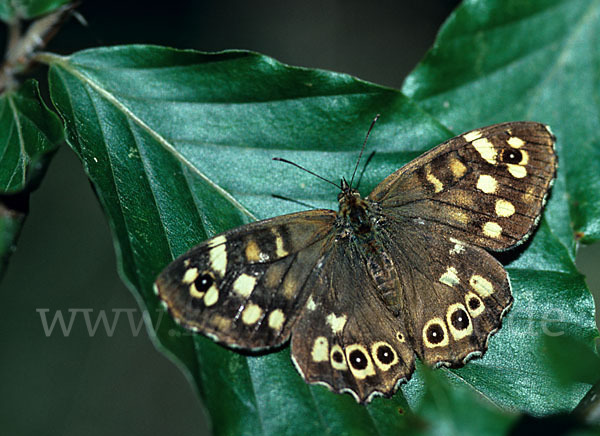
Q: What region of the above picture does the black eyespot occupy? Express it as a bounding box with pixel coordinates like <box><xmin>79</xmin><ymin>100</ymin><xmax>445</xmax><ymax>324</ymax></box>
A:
<box><xmin>426</xmin><ymin>324</ymin><xmax>445</xmax><ymax>344</ymax></box>
<box><xmin>376</xmin><ymin>345</ymin><xmax>395</xmax><ymax>364</ymax></box>
<box><xmin>468</xmin><ymin>297</ymin><xmax>481</xmax><ymax>311</ymax></box>
<box><xmin>349</xmin><ymin>349</ymin><xmax>368</xmax><ymax>370</ymax></box>
<box><xmin>451</xmin><ymin>309</ymin><xmax>470</xmax><ymax>330</ymax></box>
<box><xmin>194</xmin><ymin>273</ymin><xmax>214</xmax><ymax>293</ymax></box>
<box><xmin>396</xmin><ymin>332</ymin><xmax>404</xmax><ymax>342</ymax></box>
<box><xmin>332</xmin><ymin>351</ymin><xmax>344</xmax><ymax>363</ymax></box>
<box><xmin>502</xmin><ymin>148</ymin><xmax>522</xmax><ymax>164</ymax></box>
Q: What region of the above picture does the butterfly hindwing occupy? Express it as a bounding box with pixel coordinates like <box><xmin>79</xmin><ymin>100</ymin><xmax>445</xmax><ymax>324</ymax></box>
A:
<box><xmin>155</xmin><ymin>210</ymin><xmax>335</xmax><ymax>350</ymax></box>
<box><xmin>376</xmin><ymin>219</ymin><xmax>512</xmax><ymax>367</ymax></box>
<box><xmin>290</xmin><ymin>240</ymin><xmax>415</xmax><ymax>402</ymax></box>
<box><xmin>368</xmin><ymin>122</ymin><xmax>556</xmax><ymax>251</ymax></box>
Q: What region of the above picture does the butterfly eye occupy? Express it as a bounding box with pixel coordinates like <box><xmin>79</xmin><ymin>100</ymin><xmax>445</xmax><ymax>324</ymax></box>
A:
<box><xmin>195</xmin><ymin>273</ymin><xmax>214</xmax><ymax>293</ymax></box>
<box><xmin>345</xmin><ymin>344</ymin><xmax>376</xmax><ymax>379</ymax></box>
<box><xmin>349</xmin><ymin>349</ymin><xmax>368</xmax><ymax>370</ymax></box>
<box><xmin>446</xmin><ymin>303</ymin><xmax>473</xmax><ymax>341</ymax></box>
<box><xmin>376</xmin><ymin>345</ymin><xmax>394</xmax><ymax>364</ymax></box>
<box><xmin>465</xmin><ymin>292</ymin><xmax>485</xmax><ymax>317</ymax></box>
<box><xmin>423</xmin><ymin>318</ymin><xmax>449</xmax><ymax>348</ymax></box>
<box><xmin>427</xmin><ymin>325</ymin><xmax>444</xmax><ymax>343</ymax></box>
<box><xmin>501</xmin><ymin>148</ymin><xmax>522</xmax><ymax>164</ymax></box>
<box><xmin>450</xmin><ymin>309</ymin><xmax>469</xmax><ymax>330</ymax></box>
<box><xmin>371</xmin><ymin>341</ymin><xmax>399</xmax><ymax>371</ymax></box>
<box><xmin>330</xmin><ymin>344</ymin><xmax>348</xmax><ymax>371</ymax></box>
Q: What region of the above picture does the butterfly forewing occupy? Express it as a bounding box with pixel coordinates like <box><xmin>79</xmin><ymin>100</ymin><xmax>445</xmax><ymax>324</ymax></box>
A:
<box><xmin>155</xmin><ymin>210</ymin><xmax>335</xmax><ymax>350</ymax></box>
<box><xmin>368</xmin><ymin>122</ymin><xmax>556</xmax><ymax>251</ymax></box>
<box><xmin>155</xmin><ymin>120</ymin><xmax>556</xmax><ymax>404</ymax></box>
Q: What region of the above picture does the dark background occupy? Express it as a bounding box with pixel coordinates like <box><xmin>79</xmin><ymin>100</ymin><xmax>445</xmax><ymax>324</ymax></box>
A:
<box><xmin>1</xmin><ymin>1</ymin><xmax>598</xmax><ymax>435</ymax></box>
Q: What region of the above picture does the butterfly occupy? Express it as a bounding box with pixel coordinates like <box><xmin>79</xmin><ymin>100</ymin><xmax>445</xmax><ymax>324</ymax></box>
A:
<box><xmin>154</xmin><ymin>120</ymin><xmax>557</xmax><ymax>403</ymax></box>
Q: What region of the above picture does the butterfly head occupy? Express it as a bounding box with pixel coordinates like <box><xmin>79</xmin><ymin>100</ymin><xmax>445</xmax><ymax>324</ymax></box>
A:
<box><xmin>337</xmin><ymin>177</ymin><xmax>371</xmax><ymax>233</ymax></box>
<box><xmin>337</xmin><ymin>177</ymin><xmax>360</xmax><ymax>202</ymax></box>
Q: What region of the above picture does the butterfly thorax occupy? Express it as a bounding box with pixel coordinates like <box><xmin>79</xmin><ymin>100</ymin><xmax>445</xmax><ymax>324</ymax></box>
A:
<box><xmin>336</xmin><ymin>184</ymin><xmax>403</xmax><ymax>313</ymax></box>
<box><xmin>337</xmin><ymin>187</ymin><xmax>372</xmax><ymax>234</ymax></box>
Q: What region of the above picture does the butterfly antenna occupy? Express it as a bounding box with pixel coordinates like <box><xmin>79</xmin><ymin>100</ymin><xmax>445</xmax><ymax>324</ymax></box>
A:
<box><xmin>273</xmin><ymin>157</ymin><xmax>342</xmax><ymax>190</ymax></box>
<box><xmin>349</xmin><ymin>114</ymin><xmax>380</xmax><ymax>189</ymax></box>
<box><xmin>271</xmin><ymin>194</ymin><xmax>317</xmax><ymax>210</ymax></box>
<box><xmin>355</xmin><ymin>150</ymin><xmax>376</xmax><ymax>190</ymax></box>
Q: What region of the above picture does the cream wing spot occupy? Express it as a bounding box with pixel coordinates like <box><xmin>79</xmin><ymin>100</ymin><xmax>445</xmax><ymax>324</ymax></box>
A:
<box><xmin>203</xmin><ymin>284</ymin><xmax>219</xmax><ymax>306</ymax></box>
<box><xmin>208</xmin><ymin>235</ymin><xmax>227</xmax><ymax>248</ymax></box>
<box><xmin>463</xmin><ymin>130</ymin><xmax>482</xmax><ymax>142</ymax></box>
<box><xmin>209</xmin><ymin>243</ymin><xmax>227</xmax><ymax>277</ymax></box>
<box><xmin>472</xmin><ymin>137</ymin><xmax>498</xmax><ymax>164</ymax></box>
<box><xmin>469</xmin><ymin>275</ymin><xmax>494</xmax><ymax>297</ymax></box>
<box><xmin>311</xmin><ymin>336</ymin><xmax>329</xmax><ymax>362</ymax></box>
<box><xmin>245</xmin><ymin>239</ymin><xmax>261</xmax><ymax>262</ymax></box>
<box><xmin>241</xmin><ymin>303</ymin><xmax>263</xmax><ymax>325</ymax></box>
<box><xmin>233</xmin><ymin>273</ymin><xmax>257</xmax><ymax>298</ymax></box>
<box><xmin>182</xmin><ymin>267</ymin><xmax>199</xmax><ymax>284</ymax></box>
<box><xmin>268</xmin><ymin>309</ymin><xmax>285</xmax><ymax>331</ymax></box>
<box><xmin>426</xmin><ymin>171</ymin><xmax>444</xmax><ymax>193</ymax></box>
<box><xmin>476</xmin><ymin>175</ymin><xmax>498</xmax><ymax>194</ymax></box>
<box><xmin>507</xmin><ymin>136</ymin><xmax>525</xmax><ymax>148</ymax></box>
<box><xmin>271</xmin><ymin>228</ymin><xmax>289</xmax><ymax>258</ymax></box>
<box><xmin>495</xmin><ymin>199</ymin><xmax>515</xmax><ymax>217</ymax></box>
<box><xmin>449</xmin><ymin>238</ymin><xmax>465</xmax><ymax>255</ymax></box>
<box><xmin>439</xmin><ymin>266</ymin><xmax>460</xmax><ymax>287</ymax></box>
<box><xmin>449</xmin><ymin>158</ymin><xmax>467</xmax><ymax>178</ymax></box>
<box><xmin>507</xmin><ymin>164</ymin><xmax>527</xmax><ymax>178</ymax></box>
<box><xmin>483</xmin><ymin>221</ymin><xmax>502</xmax><ymax>238</ymax></box>
<box><xmin>326</xmin><ymin>313</ymin><xmax>347</xmax><ymax>334</ymax></box>
<box><xmin>306</xmin><ymin>296</ymin><xmax>316</xmax><ymax>311</ymax></box>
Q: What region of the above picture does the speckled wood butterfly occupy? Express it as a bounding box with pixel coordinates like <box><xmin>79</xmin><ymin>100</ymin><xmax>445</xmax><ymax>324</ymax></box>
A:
<box><xmin>155</xmin><ymin>121</ymin><xmax>556</xmax><ymax>403</ymax></box>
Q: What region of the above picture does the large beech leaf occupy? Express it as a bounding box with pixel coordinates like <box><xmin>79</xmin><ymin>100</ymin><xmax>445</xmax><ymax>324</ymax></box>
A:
<box><xmin>0</xmin><ymin>80</ymin><xmax>62</xmax><ymax>277</ymax></box>
<box><xmin>402</xmin><ymin>0</ymin><xmax>600</xmax><ymax>247</ymax></box>
<box><xmin>45</xmin><ymin>41</ymin><xmax>597</xmax><ymax>434</ymax></box>
<box><xmin>0</xmin><ymin>0</ymin><xmax>71</xmax><ymax>21</ymax></box>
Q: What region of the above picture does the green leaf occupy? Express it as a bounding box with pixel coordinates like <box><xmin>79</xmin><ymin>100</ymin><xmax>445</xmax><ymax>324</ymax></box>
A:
<box><xmin>0</xmin><ymin>79</ymin><xmax>62</xmax><ymax>278</ymax></box>
<box><xmin>0</xmin><ymin>80</ymin><xmax>62</xmax><ymax>193</ymax></box>
<box><xmin>0</xmin><ymin>0</ymin><xmax>71</xmax><ymax>21</ymax></box>
<box><xmin>402</xmin><ymin>0</ymin><xmax>600</xmax><ymax>247</ymax></box>
<box><xmin>414</xmin><ymin>365</ymin><xmax>518</xmax><ymax>436</ymax></box>
<box><xmin>45</xmin><ymin>40</ymin><xmax>597</xmax><ymax>434</ymax></box>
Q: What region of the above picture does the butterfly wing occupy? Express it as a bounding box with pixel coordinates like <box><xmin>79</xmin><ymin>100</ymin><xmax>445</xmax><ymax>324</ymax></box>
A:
<box><xmin>361</xmin><ymin>121</ymin><xmax>556</xmax><ymax>369</ymax></box>
<box><xmin>376</xmin><ymin>218</ymin><xmax>512</xmax><ymax>368</ymax></box>
<box><xmin>290</xmin><ymin>239</ymin><xmax>415</xmax><ymax>403</ymax></box>
<box><xmin>155</xmin><ymin>210</ymin><xmax>336</xmax><ymax>350</ymax></box>
<box><xmin>368</xmin><ymin>122</ymin><xmax>557</xmax><ymax>251</ymax></box>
